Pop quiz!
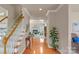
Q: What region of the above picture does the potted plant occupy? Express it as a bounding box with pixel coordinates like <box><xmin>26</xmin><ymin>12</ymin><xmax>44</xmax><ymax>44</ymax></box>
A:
<box><xmin>50</xmin><ymin>27</ymin><xmax>59</xmax><ymax>49</ymax></box>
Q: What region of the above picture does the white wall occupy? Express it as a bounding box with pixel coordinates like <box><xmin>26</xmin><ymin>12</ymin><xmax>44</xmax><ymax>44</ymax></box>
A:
<box><xmin>47</xmin><ymin>5</ymin><xmax>69</xmax><ymax>53</ymax></box>
<box><xmin>55</xmin><ymin>5</ymin><xmax>68</xmax><ymax>53</ymax></box>
<box><xmin>0</xmin><ymin>4</ymin><xmax>23</xmax><ymax>33</ymax></box>
<box><xmin>22</xmin><ymin>7</ymin><xmax>30</xmax><ymax>37</ymax></box>
<box><xmin>47</xmin><ymin>12</ymin><xmax>56</xmax><ymax>47</ymax></box>
<box><xmin>48</xmin><ymin>12</ymin><xmax>56</xmax><ymax>30</ymax></box>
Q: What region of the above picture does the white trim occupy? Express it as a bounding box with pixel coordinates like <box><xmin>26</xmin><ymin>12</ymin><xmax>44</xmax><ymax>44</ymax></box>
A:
<box><xmin>46</xmin><ymin>5</ymin><xmax>63</xmax><ymax>16</ymax></box>
<box><xmin>58</xmin><ymin>48</ymin><xmax>70</xmax><ymax>54</ymax></box>
<box><xmin>23</xmin><ymin>7</ymin><xmax>36</xmax><ymax>19</ymax></box>
<box><xmin>22</xmin><ymin>7</ymin><xmax>32</xmax><ymax>17</ymax></box>
<box><xmin>68</xmin><ymin>4</ymin><xmax>72</xmax><ymax>54</ymax></box>
<box><xmin>48</xmin><ymin>44</ymin><xmax>62</xmax><ymax>54</ymax></box>
<box><xmin>46</xmin><ymin>10</ymin><xmax>56</xmax><ymax>16</ymax></box>
<box><xmin>48</xmin><ymin>42</ymin><xmax>68</xmax><ymax>54</ymax></box>
<box><xmin>23</xmin><ymin>5</ymin><xmax>64</xmax><ymax>18</ymax></box>
<box><xmin>57</xmin><ymin>49</ymin><xmax>63</xmax><ymax>54</ymax></box>
<box><xmin>55</xmin><ymin>4</ymin><xmax>63</xmax><ymax>12</ymax></box>
<box><xmin>48</xmin><ymin>44</ymin><xmax>53</xmax><ymax>48</ymax></box>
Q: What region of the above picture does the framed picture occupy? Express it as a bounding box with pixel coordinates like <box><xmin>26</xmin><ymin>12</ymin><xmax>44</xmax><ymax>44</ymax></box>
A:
<box><xmin>33</xmin><ymin>30</ymin><xmax>38</xmax><ymax>34</ymax></box>
<box><xmin>72</xmin><ymin>22</ymin><xmax>79</xmax><ymax>32</ymax></box>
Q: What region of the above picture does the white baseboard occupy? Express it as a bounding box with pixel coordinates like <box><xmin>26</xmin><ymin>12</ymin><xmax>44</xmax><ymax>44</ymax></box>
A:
<box><xmin>57</xmin><ymin>49</ymin><xmax>70</xmax><ymax>54</ymax></box>
<box><xmin>48</xmin><ymin>44</ymin><xmax>63</xmax><ymax>54</ymax></box>
<box><xmin>57</xmin><ymin>49</ymin><xmax>63</xmax><ymax>54</ymax></box>
<box><xmin>48</xmin><ymin>44</ymin><xmax>53</xmax><ymax>48</ymax></box>
<box><xmin>21</xmin><ymin>47</ymin><xmax>26</xmax><ymax>54</ymax></box>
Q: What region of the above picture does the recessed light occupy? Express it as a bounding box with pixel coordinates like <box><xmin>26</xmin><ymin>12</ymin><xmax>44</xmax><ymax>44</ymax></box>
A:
<box><xmin>39</xmin><ymin>8</ymin><xmax>42</xmax><ymax>11</ymax></box>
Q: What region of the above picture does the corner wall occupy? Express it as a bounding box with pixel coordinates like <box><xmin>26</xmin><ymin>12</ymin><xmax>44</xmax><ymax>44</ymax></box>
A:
<box><xmin>55</xmin><ymin>5</ymin><xmax>68</xmax><ymax>53</ymax></box>
<box><xmin>47</xmin><ymin>5</ymin><xmax>69</xmax><ymax>53</ymax></box>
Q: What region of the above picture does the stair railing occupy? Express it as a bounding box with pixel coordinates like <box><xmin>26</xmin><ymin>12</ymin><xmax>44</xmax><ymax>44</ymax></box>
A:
<box><xmin>3</xmin><ymin>14</ymin><xmax>24</xmax><ymax>54</ymax></box>
<box><xmin>0</xmin><ymin>16</ymin><xmax>8</xmax><ymax>22</ymax></box>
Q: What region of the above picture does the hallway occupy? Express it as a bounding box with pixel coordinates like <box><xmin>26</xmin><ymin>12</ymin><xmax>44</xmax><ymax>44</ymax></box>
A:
<box><xmin>0</xmin><ymin>4</ymin><xmax>69</xmax><ymax>54</ymax></box>
<box><xmin>23</xmin><ymin>38</ymin><xmax>60</xmax><ymax>54</ymax></box>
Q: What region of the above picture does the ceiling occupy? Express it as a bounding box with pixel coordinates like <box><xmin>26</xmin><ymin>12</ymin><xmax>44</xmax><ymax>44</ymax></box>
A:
<box><xmin>21</xmin><ymin>4</ymin><xmax>60</xmax><ymax>19</ymax></box>
<box><xmin>70</xmin><ymin>5</ymin><xmax>79</xmax><ymax>12</ymax></box>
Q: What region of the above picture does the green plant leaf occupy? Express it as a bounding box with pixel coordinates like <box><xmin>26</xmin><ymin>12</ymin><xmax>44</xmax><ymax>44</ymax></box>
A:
<box><xmin>49</xmin><ymin>27</ymin><xmax>59</xmax><ymax>49</ymax></box>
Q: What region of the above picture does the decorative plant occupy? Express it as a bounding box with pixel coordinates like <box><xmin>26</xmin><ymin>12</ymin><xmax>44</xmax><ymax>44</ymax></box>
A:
<box><xmin>29</xmin><ymin>32</ymin><xmax>34</xmax><ymax>37</ymax></box>
<box><xmin>50</xmin><ymin>27</ymin><xmax>59</xmax><ymax>49</ymax></box>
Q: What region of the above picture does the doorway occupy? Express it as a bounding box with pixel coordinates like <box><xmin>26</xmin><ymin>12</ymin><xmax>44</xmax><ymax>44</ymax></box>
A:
<box><xmin>24</xmin><ymin>19</ymin><xmax>60</xmax><ymax>54</ymax></box>
<box><xmin>30</xmin><ymin>19</ymin><xmax>47</xmax><ymax>42</ymax></box>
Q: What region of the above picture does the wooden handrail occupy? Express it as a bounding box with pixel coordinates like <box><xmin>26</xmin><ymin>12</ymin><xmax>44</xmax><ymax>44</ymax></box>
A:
<box><xmin>3</xmin><ymin>15</ymin><xmax>24</xmax><ymax>54</ymax></box>
<box><xmin>0</xmin><ymin>16</ymin><xmax>8</xmax><ymax>22</ymax></box>
<box><xmin>7</xmin><ymin>16</ymin><xmax>24</xmax><ymax>40</ymax></box>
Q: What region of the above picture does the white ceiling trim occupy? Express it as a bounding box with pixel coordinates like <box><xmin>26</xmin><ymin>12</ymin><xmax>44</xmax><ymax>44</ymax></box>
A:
<box><xmin>55</xmin><ymin>4</ymin><xmax>63</xmax><ymax>12</ymax></box>
<box><xmin>22</xmin><ymin>8</ymin><xmax>40</xmax><ymax>19</ymax></box>
<box><xmin>22</xmin><ymin>7</ymin><xmax>32</xmax><ymax>17</ymax></box>
<box><xmin>46</xmin><ymin>10</ymin><xmax>56</xmax><ymax>16</ymax></box>
<box><xmin>46</xmin><ymin>5</ymin><xmax>63</xmax><ymax>16</ymax></box>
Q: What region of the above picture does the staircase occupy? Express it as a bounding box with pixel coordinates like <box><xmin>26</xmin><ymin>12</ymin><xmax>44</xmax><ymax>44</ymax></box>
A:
<box><xmin>0</xmin><ymin>12</ymin><xmax>29</xmax><ymax>54</ymax></box>
<box><xmin>6</xmin><ymin>15</ymin><xmax>27</xmax><ymax>54</ymax></box>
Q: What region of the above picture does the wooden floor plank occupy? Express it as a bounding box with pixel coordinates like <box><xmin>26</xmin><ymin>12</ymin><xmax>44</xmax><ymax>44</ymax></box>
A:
<box><xmin>23</xmin><ymin>38</ymin><xmax>60</xmax><ymax>54</ymax></box>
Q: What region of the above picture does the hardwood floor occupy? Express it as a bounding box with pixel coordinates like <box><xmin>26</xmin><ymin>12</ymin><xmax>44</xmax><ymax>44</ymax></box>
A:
<box><xmin>23</xmin><ymin>38</ymin><xmax>60</xmax><ymax>54</ymax></box>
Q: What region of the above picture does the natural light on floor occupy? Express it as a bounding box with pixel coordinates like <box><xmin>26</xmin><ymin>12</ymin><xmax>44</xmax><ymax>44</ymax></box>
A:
<box><xmin>40</xmin><ymin>38</ymin><xmax>44</xmax><ymax>43</ymax></box>
<box><xmin>33</xmin><ymin>50</ymin><xmax>36</xmax><ymax>54</ymax></box>
<box><xmin>40</xmin><ymin>46</ymin><xmax>43</xmax><ymax>53</ymax></box>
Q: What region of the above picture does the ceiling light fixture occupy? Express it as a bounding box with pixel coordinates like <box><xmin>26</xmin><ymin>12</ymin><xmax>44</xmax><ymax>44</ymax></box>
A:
<box><xmin>39</xmin><ymin>8</ymin><xmax>42</xmax><ymax>11</ymax></box>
